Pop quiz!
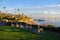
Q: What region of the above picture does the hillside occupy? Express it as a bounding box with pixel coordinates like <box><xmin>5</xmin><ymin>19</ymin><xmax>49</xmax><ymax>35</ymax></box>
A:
<box><xmin>0</xmin><ymin>26</ymin><xmax>60</xmax><ymax>40</ymax></box>
<box><xmin>0</xmin><ymin>11</ymin><xmax>35</xmax><ymax>24</ymax></box>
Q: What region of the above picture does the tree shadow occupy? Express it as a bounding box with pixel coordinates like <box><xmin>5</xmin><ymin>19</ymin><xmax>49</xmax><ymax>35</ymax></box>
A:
<box><xmin>0</xmin><ymin>27</ymin><xmax>21</xmax><ymax>32</ymax></box>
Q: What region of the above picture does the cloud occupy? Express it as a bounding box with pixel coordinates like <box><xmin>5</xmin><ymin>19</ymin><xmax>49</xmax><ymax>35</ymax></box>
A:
<box><xmin>2</xmin><ymin>4</ymin><xmax>60</xmax><ymax>14</ymax></box>
<box><xmin>21</xmin><ymin>4</ymin><xmax>60</xmax><ymax>10</ymax></box>
<box><xmin>43</xmin><ymin>11</ymin><xmax>56</xmax><ymax>14</ymax></box>
<box><xmin>20</xmin><ymin>4</ymin><xmax>60</xmax><ymax>14</ymax></box>
<box><xmin>44</xmin><ymin>11</ymin><xmax>48</xmax><ymax>14</ymax></box>
<box><xmin>47</xmin><ymin>5</ymin><xmax>60</xmax><ymax>7</ymax></box>
<box><xmin>20</xmin><ymin>5</ymin><xmax>60</xmax><ymax>19</ymax></box>
<box><xmin>50</xmin><ymin>11</ymin><xmax>56</xmax><ymax>14</ymax></box>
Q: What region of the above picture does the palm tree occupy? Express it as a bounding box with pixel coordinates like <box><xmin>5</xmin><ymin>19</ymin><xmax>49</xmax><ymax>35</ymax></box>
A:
<box><xmin>3</xmin><ymin>6</ymin><xmax>6</xmax><ymax>13</ymax></box>
<box><xmin>3</xmin><ymin>0</ymin><xmax>6</xmax><ymax>13</ymax></box>
<box><xmin>17</xmin><ymin>9</ymin><xmax>20</xmax><ymax>12</ymax></box>
<box><xmin>0</xmin><ymin>11</ymin><xmax>1</xmax><ymax>13</ymax></box>
<box><xmin>4</xmin><ymin>6</ymin><xmax>6</xmax><ymax>10</ymax></box>
<box><xmin>15</xmin><ymin>9</ymin><xmax>16</xmax><ymax>14</ymax></box>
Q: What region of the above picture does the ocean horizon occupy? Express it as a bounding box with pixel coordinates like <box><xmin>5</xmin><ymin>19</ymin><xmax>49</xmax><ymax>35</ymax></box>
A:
<box><xmin>35</xmin><ymin>19</ymin><xmax>60</xmax><ymax>27</ymax></box>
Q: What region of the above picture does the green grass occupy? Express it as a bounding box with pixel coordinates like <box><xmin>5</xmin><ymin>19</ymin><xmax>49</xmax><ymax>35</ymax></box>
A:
<box><xmin>0</xmin><ymin>26</ymin><xmax>60</xmax><ymax>40</ymax></box>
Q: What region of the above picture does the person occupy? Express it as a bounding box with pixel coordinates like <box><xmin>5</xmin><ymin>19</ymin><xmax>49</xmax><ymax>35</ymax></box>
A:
<box><xmin>40</xmin><ymin>28</ymin><xmax>43</xmax><ymax>32</ymax></box>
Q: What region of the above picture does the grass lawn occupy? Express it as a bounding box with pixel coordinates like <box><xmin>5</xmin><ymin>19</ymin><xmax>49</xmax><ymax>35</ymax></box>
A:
<box><xmin>0</xmin><ymin>26</ymin><xmax>60</xmax><ymax>40</ymax></box>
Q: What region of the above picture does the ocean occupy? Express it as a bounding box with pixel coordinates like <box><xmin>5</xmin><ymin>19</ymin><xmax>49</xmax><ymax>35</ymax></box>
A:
<box><xmin>35</xmin><ymin>19</ymin><xmax>60</xmax><ymax>27</ymax></box>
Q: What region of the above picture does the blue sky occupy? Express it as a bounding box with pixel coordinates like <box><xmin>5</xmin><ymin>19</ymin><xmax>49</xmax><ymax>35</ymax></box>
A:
<box><xmin>0</xmin><ymin>0</ymin><xmax>60</xmax><ymax>14</ymax></box>
<box><xmin>0</xmin><ymin>0</ymin><xmax>60</xmax><ymax>8</ymax></box>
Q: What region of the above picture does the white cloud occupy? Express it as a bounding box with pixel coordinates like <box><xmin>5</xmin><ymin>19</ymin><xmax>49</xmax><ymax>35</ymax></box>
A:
<box><xmin>48</xmin><ymin>5</ymin><xmax>60</xmax><ymax>7</ymax></box>
<box><xmin>23</xmin><ymin>4</ymin><xmax>60</xmax><ymax>10</ymax></box>
<box><xmin>50</xmin><ymin>11</ymin><xmax>56</xmax><ymax>14</ymax></box>
<box><xmin>20</xmin><ymin>4</ymin><xmax>60</xmax><ymax>14</ymax></box>
<box><xmin>2</xmin><ymin>4</ymin><xmax>60</xmax><ymax>14</ymax></box>
<box><xmin>44</xmin><ymin>11</ymin><xmax>48</xmax><ymax>14</ymax></box>
<box><xmin>44</xmin><ymin>11</ymin><xmax>56</xmax><ymax>14</ymax></box>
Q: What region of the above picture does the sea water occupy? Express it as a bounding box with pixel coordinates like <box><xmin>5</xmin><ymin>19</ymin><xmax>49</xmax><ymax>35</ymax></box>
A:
<box><xmin>35</xmin><ymin>19</ymin><xmax>60</xmax><ymax>27</ymax></box>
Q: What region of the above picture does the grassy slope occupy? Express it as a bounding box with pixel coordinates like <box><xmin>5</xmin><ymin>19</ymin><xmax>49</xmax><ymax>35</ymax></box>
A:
<box><xmin>0</xmin><ymin>26</ymin><xmax>60</xmax><ymax>40</ymax></box>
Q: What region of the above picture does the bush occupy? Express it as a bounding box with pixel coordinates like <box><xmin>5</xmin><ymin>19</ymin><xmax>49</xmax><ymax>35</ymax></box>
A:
<box><xmin>47</xmin><ymin>24</ymin><xmax>56</xmax><ymax>28</ymax></box>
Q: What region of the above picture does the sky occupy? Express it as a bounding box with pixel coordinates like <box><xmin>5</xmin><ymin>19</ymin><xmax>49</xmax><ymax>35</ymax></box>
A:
<box><xmin>0</xmin><ymin>0</ymin><xmax>60</xmax><ymax>15</ymax></box>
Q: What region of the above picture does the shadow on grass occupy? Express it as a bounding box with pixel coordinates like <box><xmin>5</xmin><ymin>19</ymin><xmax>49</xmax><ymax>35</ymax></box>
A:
<box><xmin>0</xmin><ymin>26</ymin><xmax>36</xmax><ymax>34</ymax></box>
<box><xmin>0</xmin><ymin>26</ymin><xmax>60</xmax><ymax>40</ymax></box>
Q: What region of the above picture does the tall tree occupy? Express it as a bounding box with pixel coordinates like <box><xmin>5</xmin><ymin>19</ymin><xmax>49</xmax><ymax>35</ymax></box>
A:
<box><xmin>15</xmin><ymin>9</ymin><xmax>17</xmax><ymax>14</ymax></box>
<box><xmin>3</xmin><ymin>6</ymin><xmax>6</xmax><ymax>12</ymax></box>
<box><xmin>17</xmin><ymin>9</ymin><xmax>20</xmax><ymax>12</ymax></box>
